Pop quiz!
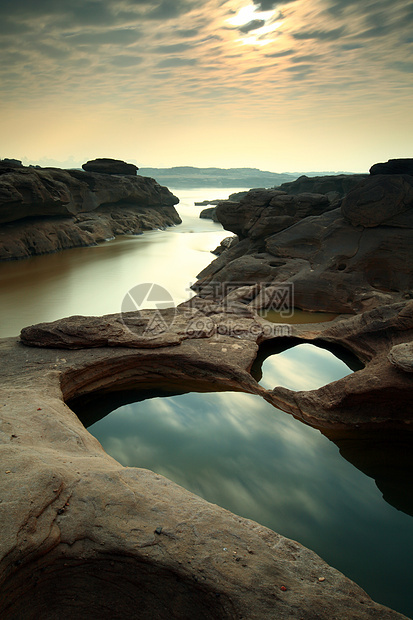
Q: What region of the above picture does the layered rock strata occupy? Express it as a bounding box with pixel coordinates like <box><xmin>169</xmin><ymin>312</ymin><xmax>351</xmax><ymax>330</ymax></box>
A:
<box><xmin>194</xmin><ymin>171</ymin><xmax>413</xmax><ymax>314</ymax></box>
<box><xmin>0</xmin><ymin>160</ymin><xmax>180</xmax><ymax>260</ymax></box>
<box><xmin>0</xmin><ymin>299</ymin><xmax>411</xmax><ymax>618</ymax></box>
<box><xmin>198</xmin><ymin>174</ymin><xmax>366</xmax><ymax>222</ymax></box>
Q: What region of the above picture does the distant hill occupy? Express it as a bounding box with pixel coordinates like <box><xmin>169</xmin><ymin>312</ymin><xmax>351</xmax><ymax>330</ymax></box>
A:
<box><xmin>137</xmin><ymin>166</ymin><xmax>299</xmax><ymax>189</ymax></box>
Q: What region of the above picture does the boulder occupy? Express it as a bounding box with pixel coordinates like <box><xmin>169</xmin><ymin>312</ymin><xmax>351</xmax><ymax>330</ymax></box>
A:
<box><xmin>0</xmin><ymin>158</ymin><xmax>23</xmax><ymax>171</ymax></box>
<box><xmin>370</xmin><ymin>158</ymin><xmax>413</xmax><ymax>176</ymax></box>
<box><xmin>199</xmin><ymin>206</ymin><xmax>219</xmax><ymax>221</ymax></box>
<box><xmin>82</xmin><ymin>157</ymin><xmax>138</xmax><ymax>175</ymax></box>
<box><xmin>214</xmin><ymin>189</ymin><xmax>335</xmax><ymax>240</ymax></box>
<box><xmin>388</xmin><ymin>342</ymin><xmax>413</xmax><ymax>372</ymax></box>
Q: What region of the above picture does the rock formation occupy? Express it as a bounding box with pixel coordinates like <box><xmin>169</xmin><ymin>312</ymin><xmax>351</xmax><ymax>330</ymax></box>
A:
<box><xmin>82</xmin><ymin>157</ymin><xmax>138</xmax><ymax>175</ymax></box>
<box><xmin>0</xmin><ymin>297</ymin><xmax>411</xmax><ymax>618</ymax></box>
<box><xmin>1</xmin><ymin>159</ymin><xmax>412</xmax><ymax>618</ymax></box>
<box><xmin>194</xmin><ymin>169</ymin><xmax>413</xmax><ymax>314</ymax></box>
<box><xmin>198</xmin><ymin>175</ymin><xmax>367</xmax><ymax>223</ymax></box>
<box><xmin>199</xmin><ymin>206</ymin><xmax>220</xmax><ymax>221</ymax></box>
<box><xmin>276</xmin><ymin>173</ymin><xmax>368</xmax><ymax>197</ymax></box>
<box><xmin>0</xmin><ymin>160</ymin><xmax>181</xmax><ymax>260</ymax></box>
<box><xmin>370</xmin><ymin>158</ymin><xmax>413</xmax><ymax>176</ymax></box>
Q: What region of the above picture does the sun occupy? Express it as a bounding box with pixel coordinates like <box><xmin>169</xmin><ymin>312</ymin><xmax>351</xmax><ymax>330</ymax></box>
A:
<box><xmin>226</xmin><ymin>3</ymin><xmax>283</xmax><ymax>46</ymax></box>
<box><xmin>226</xmin><ymin>3</ymin><xmax>275</xmax><ymax>26</ymax></box>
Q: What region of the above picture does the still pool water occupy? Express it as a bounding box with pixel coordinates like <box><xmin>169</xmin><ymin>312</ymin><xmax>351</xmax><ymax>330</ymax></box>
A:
<box><xmin>87</xmin><ymin>387</ymin><xmax>413</xmax><ymax>618</ymax></box>
<box><xmin>258</xmin><ymin>342</ymin><xmax>353</xmax><ymax>390</ymax></box>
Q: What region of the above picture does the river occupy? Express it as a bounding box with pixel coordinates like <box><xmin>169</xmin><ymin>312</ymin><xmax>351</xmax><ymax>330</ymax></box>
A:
<box><xmin>1</xmin><ymin>188</ymin><xmax>412</xmax><ymax>617</ymax></box>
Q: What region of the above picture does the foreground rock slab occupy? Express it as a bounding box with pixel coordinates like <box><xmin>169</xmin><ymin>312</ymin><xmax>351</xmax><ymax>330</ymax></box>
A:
<box><xmin>1</xmin><ymin>301</ymin><xmax>412</xmax><ymax>618</ymax></box>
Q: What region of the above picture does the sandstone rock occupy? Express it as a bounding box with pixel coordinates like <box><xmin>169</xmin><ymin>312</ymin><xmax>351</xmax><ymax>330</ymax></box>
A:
<box><xmin>0</xmin><ymin>163</ymin><xmax>181</xmax><ymax>259</ymax></box>
<box><xmin>388</xmin><ymin>342</ymin><xmax>413</xmax><ymax>372</ymax></box>
<box><xmin>20</xmin><ymin>311</ymin><xmax>183</xmax><ymax>349</ymax></box>
<box><xmin>214</xmin><ymin>189</ymin><xmax>335</xmax><ymax>240</ymax></box>
<box><xmin>199</xmin><ymin>206</ymin><xmax>219</xmax><ymax>221</ymax></box>
<box><xmin>212</xmin><ymin>235</ymin><xmax>238</xmax><ymax>256</ymax></box>
<box><xmin>276</xmin><ymin>173</ymin><xmax>368</xmax><ymax>196</ymax></box>
<box><xmin>82</xmin><ymin>157</ymin><xmax>138</xmax><ymax>175</ymax></box>
<box><xmin>0</xmin><ymin>300</ymin><xmax>411</xmax><ymax>617</ymax></box>
<box><xmin>195</xmin><ymin>199</ymin><xmax>222</xmax><ymax>206</ymax></box>
<box><xmin>0</xmin><ymin>205</ymin><xmax>181</xmax><ymax>261</ymax></box>
<box><xmin>341</xmin><ymin>174</ymin><xmax>413</xmax><ymax>227</ymax></box>
<box><xmin>194</xmin><ymin>173</ymin><xmax>413</xmax><ymax>314</ymax></box>
<box><xmin>18</xmin><ymin>299</ymin><xmax>413</xmax><ymax>431</ymax></box>
<box><xmin>370</xmin><ymin>158</ymin><xmax>413</xmax><ymax>176</ymax></box>
<box><xmin>0</xmin><ymin>158</ymin><xmax>23</xmax><ymax>171</ymax></box>
<box><xmin>0</xmin><ymin>166</ymin><xmax>178</xmax><ymax>226</ymax></box>
<box><xmin>267</xmin><ymin>301</ymin><xmax>413</xmax><ymax>428</ymax></box>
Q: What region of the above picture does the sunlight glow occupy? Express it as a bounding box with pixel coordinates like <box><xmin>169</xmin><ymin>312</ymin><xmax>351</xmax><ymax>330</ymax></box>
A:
<box><xmin>227</xmin><ymin>4</ymin><xmax>276</xmax><ymax>26</ymax></box>
<box><xmin>237</xmin><ymin>20</ymin><xmax>283</xmax><ymax>45</ymax></box>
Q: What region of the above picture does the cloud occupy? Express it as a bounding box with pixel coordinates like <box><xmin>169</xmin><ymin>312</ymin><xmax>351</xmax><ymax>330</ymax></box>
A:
<box><xmin>292</xmin><ymin>26</ymin><xmax>346</xmax><ymax>41</ymax></box>
<box><xmin>254</xmin><ymin>0</ymin><xmax>298</xmax><ymax>9</ymax></box>
<box><xmin>291</xmin><ymin>54</ymin><xmax>324</xmax><ymax>63</ymax></box>
<box><xmin>176</xmin><ymin>28</ymin><xmax>200</xmax><ymax>37</ymax></box>
<box><xmin>156</xmin><ymin>57</ymin><xmax>198</xmax><ymax>68</ymax></box>
<box><xmin>1</xmin><ymin>0</ymin><xmax>413</xmax><ymax>172</ymax></box>
<box><xmin>265</xmin><ymin>49</ymin><xmax>294</xmax><ymax>58</ymax></box>
<box><xmin>146</xmin><ymin>0</ymin><xmax>196</xmax><ymax>20</ymax></box>
<box><xmin>64</xmin><ymin>29</ymin><xmax>142</xmax><ymax>46</ymax></box>
<box><xmin>324</xmin><ymin>0</ymin><xmax>413</xmax><ymax>40</ymax></box>
<box><xmin>0</xmin><ymin>17</ymin><xmax>32</xmax><ymax>35</ymax></box>
<box><xmin>109</xmin><ymin>54</ymin><xmax>144</xmax><ymax>67</ymax></box>
<box><xmin>243</xmin><ymin>65</ymin><xmax>266</xmax><ymax>73</ymax></box>
<box><xmin>285</xmin><ymin>64</ymin><xmax>314</xmax><ymax>73</ymax></box>
<box><xmin>389</xmin><ymin>61</ymin><xmax>413</xmax><ymax>74</ymax></box>
<box><xmin>153</xmin><ymin>43</ymin><xmax>194</xmax><ymax>53</ymax></box>
<box><xmin>239</xmin><ymin>19</ymin><xmax>266</xmax><ymax>34</ymax></box>
<box><xmin>340</xmin><ymin>42</ymin><xmax>364</xmax><ymax>50</ymax></box>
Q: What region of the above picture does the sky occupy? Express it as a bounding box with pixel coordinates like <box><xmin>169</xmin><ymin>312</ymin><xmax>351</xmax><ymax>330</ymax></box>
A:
<box><xmin>0</xmin><ymin>0</ymin><xmax>412</xmax><ymax>173</ymax></box>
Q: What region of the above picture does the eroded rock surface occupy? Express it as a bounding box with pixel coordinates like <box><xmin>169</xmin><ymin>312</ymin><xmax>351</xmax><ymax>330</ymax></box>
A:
<box><xmin>0</xmin><ymin>299</ymin><xmax>411</xmax><ymax>618</ymax></box>
<box><xmin>194</xmin><ymin>169</ymin><xmax>413</xmax><ymax>314</ymax></box>
<box><xmin>276</xmin><ymin>173</ymin><xmax>368</xmax><ymax>197</ymax></box>
<box><xmin>388</xmin><ymin>342</ymin><xmax>413</xmax><ymax>372</ymax></box>
<box><xmin>0</xmin><ymin>161</ymin><xmax>180</xmax><ymax>260</ymax></box>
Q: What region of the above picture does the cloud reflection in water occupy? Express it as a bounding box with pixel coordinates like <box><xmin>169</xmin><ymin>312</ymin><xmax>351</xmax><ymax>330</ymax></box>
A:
<box><xmin>89</xmin><ymin>386</ymin><xmax>413</xmax><ymax>615</ymax></box>
<box><xmin>259</xmin><ymin>343</ymin><xmax>352</xmax><ymax>391</ymax></box>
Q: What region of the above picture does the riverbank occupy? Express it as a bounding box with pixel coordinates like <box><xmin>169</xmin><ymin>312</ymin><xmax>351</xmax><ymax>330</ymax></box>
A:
<box><xmin>0</xmin><ymin>158</ymin><xmax>181</xmax><ymax>260</ymax></box>
<box><xmin>0</xmin><ymin>188</ymin><xmax>232</xmax><ymax>338</ymax></box>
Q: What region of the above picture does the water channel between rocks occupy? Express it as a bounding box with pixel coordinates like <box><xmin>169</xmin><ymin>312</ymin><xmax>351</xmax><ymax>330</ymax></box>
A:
<box><xmin>1</xmin><ymin>188</ymin><xmax>413</xmax><ymax>617</ymax></box>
